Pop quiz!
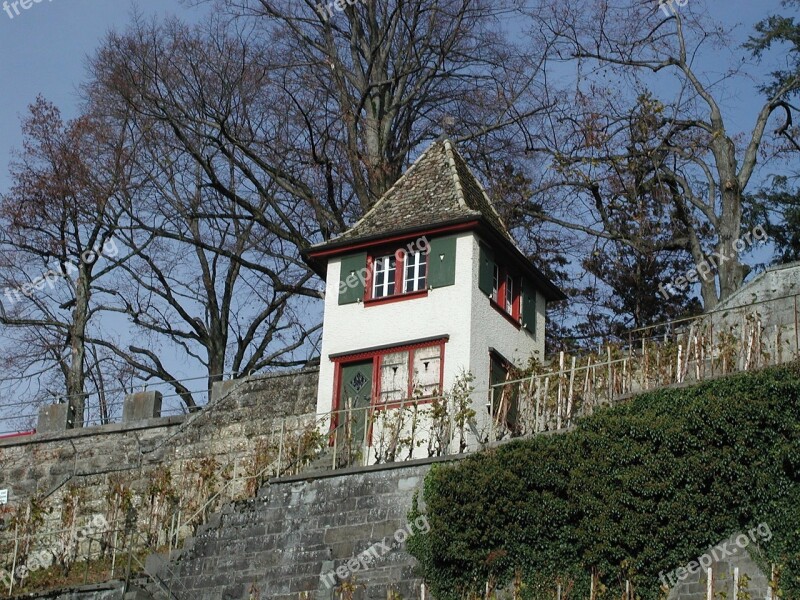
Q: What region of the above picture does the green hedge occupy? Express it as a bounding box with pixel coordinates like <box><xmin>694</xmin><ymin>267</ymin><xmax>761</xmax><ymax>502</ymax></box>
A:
<box><xmin>408</xmin><ymin>364</ymin><xmax>800</xmax><ymax>599</ymax></box>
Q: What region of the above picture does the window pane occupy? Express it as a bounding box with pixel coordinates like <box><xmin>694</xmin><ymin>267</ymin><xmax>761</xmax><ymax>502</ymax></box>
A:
<box><xmin>404</xmin><ymin>251</ymin><xmax>426</xmax><ymax>293</ymax></box>
<box><xmin>380</xmin><ymin>351</ymin><xmax>409</xmax><ymax>403</ymax></box>
<box><xmin>506</xmin><ymin>275</ymin><xmax>514</xmax><ymax>313</ymax></box>
<box><xmin>373</xmin><ymin>255</ymin><xmax>397</xmax><ymax>298</ymax></box>
<box><xmin>412</xmin><ymin>346</ymin><xmax>442</xmax><ymax>397</ymax></box>
<box><xmin>492</xmin><ymin>265</ymin><xmax>500</xmax><ymax>303</ymax></box>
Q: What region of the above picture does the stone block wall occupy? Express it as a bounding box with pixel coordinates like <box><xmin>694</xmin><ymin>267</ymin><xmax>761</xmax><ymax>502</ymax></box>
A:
<box><xmin>0</xmin><ymin>369</ymin><xmax>319</xmax><ymax>586</ymax></box>
<box><xmin>145</xmin><ymin>458</ymin><xmax>446</xmax><ymax>600</ymax></box>
<box><xmin>666</xmin><ymin>534</ymin><xmax>772</xmax><ymax>600</ymax></box>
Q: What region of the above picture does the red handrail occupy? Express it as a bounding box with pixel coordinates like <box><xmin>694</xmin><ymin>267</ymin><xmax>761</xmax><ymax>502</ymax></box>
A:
<box><xmin>0</xmin><ymin>429</ymin><xmax>36</xmax><ymax>440</ymax></box>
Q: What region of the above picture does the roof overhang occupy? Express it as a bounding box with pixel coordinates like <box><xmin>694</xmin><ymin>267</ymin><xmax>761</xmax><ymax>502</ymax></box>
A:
<box><xmin>301</xmin><ymin>216</ymin><xmax>567</xmax><ymax>303</ymax></box>
<box><xmin>301</xmin><ymin>217</ymin><xmax>481</xmax><ymax>277</ymax></box>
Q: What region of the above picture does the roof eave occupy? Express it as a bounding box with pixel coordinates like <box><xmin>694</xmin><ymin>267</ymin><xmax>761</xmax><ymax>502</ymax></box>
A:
<box><xmin>301</xmin><ymin>216</ymin><xmax>482</xmax><ymax>278</ymax></box>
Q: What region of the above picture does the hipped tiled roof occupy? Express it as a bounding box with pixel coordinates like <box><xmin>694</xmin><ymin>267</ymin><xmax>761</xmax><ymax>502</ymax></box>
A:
<box><xmin>319</xmin><ymin>138</ymin><xmax>514</xmax><ymax>246</ymax></box>
<box><xmin>306</xmin><ymin>138</ymin><xmax>566</xmax><ymax>301</ymax></box>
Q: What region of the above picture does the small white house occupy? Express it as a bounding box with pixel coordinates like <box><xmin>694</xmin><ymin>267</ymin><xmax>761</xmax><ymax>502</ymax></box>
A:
<box><xmin>303</xmin><ymin>139</ymin><xmax>564</xmax><ymax>459</ymax></box>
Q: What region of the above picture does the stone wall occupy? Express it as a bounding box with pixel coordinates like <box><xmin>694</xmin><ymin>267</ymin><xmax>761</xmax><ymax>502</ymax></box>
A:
<box><xmin>145</xmin><ymin>458</ymin><xmax>449</xmax><ymax>600</ymax></box>
<box><xmin>709</xmin><ymin>262</ymin><xmax>800</xmax><ymax>366</ymax></box>
<box><xmin>666</xmin><ymin>533</ymin><xmax>772</xmax><ymax>600</ymax></box>
<box><xmin>0</xmin><ymin>369</ymin><xmax>319</xmax><ymax>592</ymax></box>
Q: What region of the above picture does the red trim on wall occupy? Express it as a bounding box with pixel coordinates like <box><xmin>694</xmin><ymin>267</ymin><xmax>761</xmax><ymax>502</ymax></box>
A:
<box><xmin>330</xmin><ymin>339</ymin><xmax>448</xmax><ymax>436</ymax></box>
<box><xmin>331</xmin><ymin>336</ymin><xmax>449</xmax><ymax>363</ymax></box>
<box><xmin>329</xmin><ymin>361</ymin><xmax>345</xmax><ymax>441</ymax></box>
<box><xmin>307</xmin><ymin>221</ymin><xmax>478</xmax><ymax>260</ymax></box>
<box><xmin>365</xmin><ymin>290</ymin><xmax>428</xmax><ymax>307</ymax></box>
<box><xmin>0</xmin><ymin>430</ymin><xmax>36</xmax><ymax>440</ymax></box>
<box><xmin>439</xmin><ymin>342</ymin><xmax>446</xmax><ymax>395</ymax></box>
<box><xmin>408</xmin><ymin>347</ymin><xmax>416</xmax><ymax>399</ymax></box>
<box><xmin>364</xmin><ymin>255</ymin><xmax>374</xmax><ymax>301</ymax></box>
<box><xmin>492</xmin><ymin>265</ymin><xmax>521</xmax><ymax>323</ymax></box>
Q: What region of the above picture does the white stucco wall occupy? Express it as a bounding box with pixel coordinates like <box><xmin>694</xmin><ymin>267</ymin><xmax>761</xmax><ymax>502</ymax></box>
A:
<box><xmin>315</xmin><ymin>232</ymin><xmax>477</xmax><ymax>417</ymax></box>
<box><xmin>466</xmin><ymin>235</ymin><xmax>545</xmax><ymax>442</ymax></box>
<box><xmin>314</xmin><ymin>231</ymin><xmax>548</xmax><ymax>456</ymax></box>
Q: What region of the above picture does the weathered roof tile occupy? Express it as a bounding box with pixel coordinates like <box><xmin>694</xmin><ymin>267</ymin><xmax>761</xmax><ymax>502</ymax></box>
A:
<box><xmin>319</xmin><ymin>139</ymin><xmax>513</xmax><ymax>246</ymax></box>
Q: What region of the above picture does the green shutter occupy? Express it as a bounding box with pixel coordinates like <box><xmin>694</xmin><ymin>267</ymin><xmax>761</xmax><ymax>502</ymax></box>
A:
<box><xmin>521</xmin><ymin>278</ymin><xmax>537</xmax><ymax>335</ymax></box>
<box><xmin>478</xmin><ymin>244</ymin><xmax>495</xmax><ymax>296</ymax></box>
<box><xmin>338</xmin><ymin>253</ymin><xmax>367</xmax><ymax>305</ymax></box>
<box><xmin>427</xmin><ymin>235</ymin><xmax>457</xmax><ymax>289</ymax></box>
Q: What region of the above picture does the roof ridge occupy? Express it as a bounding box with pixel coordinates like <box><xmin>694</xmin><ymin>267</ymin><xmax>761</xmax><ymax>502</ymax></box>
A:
<box><xmin>447</xmin><ymin>142</ymin><xmax>514</xmax><ymax>240</ymax></box>
<box><xmin>331</xmin><ymin>140</ymin><xmax>445</xmax><ymax>241</ymax></box>
<box><xmin>443</xmin><ymin>138</ymin><xmax>468</xmax><ymax>208</ymax></box>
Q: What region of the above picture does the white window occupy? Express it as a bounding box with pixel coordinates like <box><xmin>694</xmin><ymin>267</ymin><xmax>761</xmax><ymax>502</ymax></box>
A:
<box><xmin>373</xmin><ymin>255</ymin><xmax>396</xmax><ymax>298</ymax></box>
<box><xmin>404</xmin><ymin>251</ymin><xmax>427</xmax><ymax>293</ymax></box>
<box><xmin>380</xmin><ymin>351</ymin><xmax>409</xmax><ymax>404</ymax></box>
<box><xmin>492</xmin><ymin>264</ymin><xmax>500</xmax><ymax>303</ymax></box>
<box><xmin>505</xmin><ymin>274</ymin><xmax>514</xmax><ymax>314</ymax></box>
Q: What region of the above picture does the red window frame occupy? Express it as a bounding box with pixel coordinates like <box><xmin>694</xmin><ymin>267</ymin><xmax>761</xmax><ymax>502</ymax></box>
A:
<box><xmin>364</xmin><ymin>242</ymin><xmax>429</xmax><ymax>305</ymax></box>
<box><xmin>331</xmin><ymin>338</ymin><xmax>447</xmax><ymax>415</ymax></box>
<box><xmin>490</xmin><ymin>264</ymin><xmax>521</xmax><ymax>326</ymax></box>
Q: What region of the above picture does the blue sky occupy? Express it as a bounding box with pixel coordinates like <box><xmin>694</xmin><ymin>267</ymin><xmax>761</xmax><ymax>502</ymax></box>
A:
<box><xmin>0</xmin><ymin>0</ymin><xmax>204</xmax><ymax>190</ymax></box>
<box><xmin>0</xmin><ymin>1</ymin><xmax>786</xmax><ymax>190</ymax></box>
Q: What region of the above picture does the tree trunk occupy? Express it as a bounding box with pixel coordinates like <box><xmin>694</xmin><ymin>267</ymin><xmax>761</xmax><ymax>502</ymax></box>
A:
<box><xmin>66</xmin><ymin>265</ymin><xmax>91</xmax><ymax>427</ymax></box>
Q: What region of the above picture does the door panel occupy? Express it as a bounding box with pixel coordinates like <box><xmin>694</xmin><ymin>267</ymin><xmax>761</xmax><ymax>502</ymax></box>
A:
<box><xmin>338</xmin><ymin>361</ymin><xmax>373</xmax><ymax>456</ymax></box>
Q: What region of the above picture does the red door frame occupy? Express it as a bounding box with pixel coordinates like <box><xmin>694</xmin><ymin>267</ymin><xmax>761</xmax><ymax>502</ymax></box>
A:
<box><xmin>329</xmin><ymin>338</ymin><xmax>448</xmax><ymax>441</ymax></box>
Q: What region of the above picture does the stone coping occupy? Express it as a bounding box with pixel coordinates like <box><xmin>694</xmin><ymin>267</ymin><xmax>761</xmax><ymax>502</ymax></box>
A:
<box><xmin>272</xmin><ymin>452</ymin><xmax>468</xmax><ymax>484</ymax></box>
<box><xmin>0</xmin><ymin>414</ymin><xmax>187</xmax><ymax>449</ymax></box>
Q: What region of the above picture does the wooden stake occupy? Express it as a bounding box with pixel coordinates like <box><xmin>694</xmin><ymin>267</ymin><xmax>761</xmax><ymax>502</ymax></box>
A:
<box><xmin>795</xmin><ymin>295</ymin><xmax>799</xmax><ymax>357</ymax></box>
<box><xmin>641</xmin><ymin>335</ymin><xmax>648</xmax><ymax>390</ymax></box>
<box><xmin>566</xmin><ymin>356</ymin><xmax>577</xmax><ymax>425</ymax></box>
<box><xmin>694</xmin><ymin>330</ymin><xmax>701</xmax><ymax>380</ymax></box>
<box><xmin>534</xmin><ymin>376</ymin><xmax>543</xmax><ymax>433</ymax></box>
<box><xmin>707</xmin><ymin>565</ymin><xmax>713</xmax><ymax>600</ymax></box>
<box><xmin>583</xmin><ymin>357</ymin><xmax>592</xmax><ymax>404</ymax></box>
<box><xmin>525</xmin><ymin>374</ymin><xmax>536</xmax><ymax>435</ymax></box>
<box><xmin>710</xmin><ymin>314</ymin><xmax>715</xmax><ymax>377</ymax></box>
<box><xmin>543</xmin><ymin>377</ymin><xmax>551</xmax><ymax>429</ymax></box>
<box><xmin>557</xmin><ymin>352</ymin><xmax>565</xmax><ymax>429</ymax></box>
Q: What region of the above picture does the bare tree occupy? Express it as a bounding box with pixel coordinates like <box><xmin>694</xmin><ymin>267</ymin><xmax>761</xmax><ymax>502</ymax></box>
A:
<box><xmin>78</xmin><ymin>3</ymin><xmax>559</xmax><ymax>391</ymax></box>
<box><xmin>524</xmin><ymin>0</ymin><xmax>800</xmax><ymax>309</ymax></box>
<box><xmin>213</xmin><ymin>0</ymin><xmax>552</xmax><ymax>215</ymax></box>
<box><xmin>89</xmin><ymin>125</ymin><xmax>320</xmax><ymax>408</ymax></box>
<box><xmin>0</xmin><ymin>98</ymin><xmax>133</xmax><ymax>425</ymax></box>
